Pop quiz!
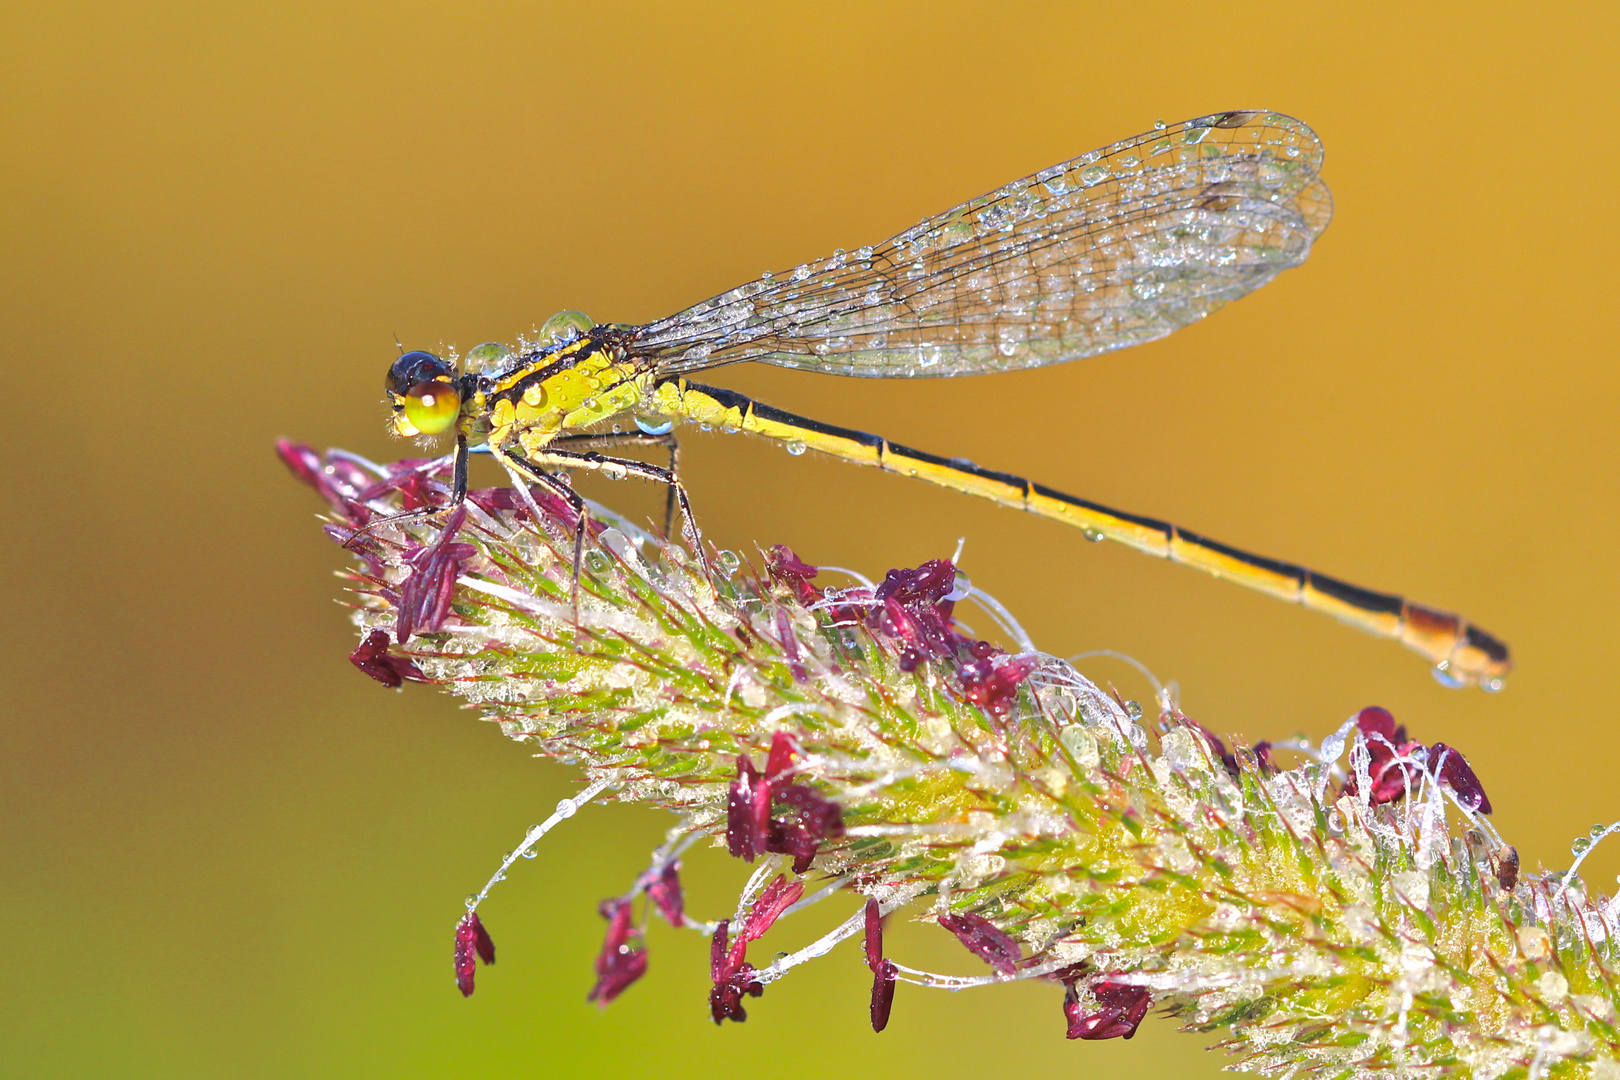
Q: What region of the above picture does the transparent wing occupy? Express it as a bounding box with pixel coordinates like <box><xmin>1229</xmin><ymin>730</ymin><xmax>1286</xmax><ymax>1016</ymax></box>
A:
<box><xmin>630</xmin><ymin>110</ymin><xmax>1331</xmax><ymax>379</ymax></box>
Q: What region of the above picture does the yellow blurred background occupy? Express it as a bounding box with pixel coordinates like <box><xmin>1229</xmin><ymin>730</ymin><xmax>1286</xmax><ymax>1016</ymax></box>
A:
<box><xmin>5</xmin><ymin>1</ymin><xmax>1618</xmax><ymax>1076</ymax></box>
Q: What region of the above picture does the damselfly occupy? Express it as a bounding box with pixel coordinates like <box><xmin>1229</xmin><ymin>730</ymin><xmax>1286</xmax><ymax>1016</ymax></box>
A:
<box><xmin>376</xmin><ymin>110</ymin><xmax>1509</xmax><ymax>689</ymax></box>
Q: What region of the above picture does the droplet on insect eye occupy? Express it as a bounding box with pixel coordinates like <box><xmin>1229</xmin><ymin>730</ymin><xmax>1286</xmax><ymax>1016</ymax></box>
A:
<box><xmin>403</xmin><ymin>380</ymin><xmax>461</xmax><ymax>434</ymax></box>
<box><xmin>386</xmin><ymin>350</ymin><xmax>452</xmax><ymax>396</ymax></box>
<box><xmin>540</xmin><ymin>310</ymin><xmax>593</xmax><ymax>344</ymax></box>
<box><xmin>464</xmin><ymin>341</ymin><xmax>513</xmax><ymax>374</ymax></box>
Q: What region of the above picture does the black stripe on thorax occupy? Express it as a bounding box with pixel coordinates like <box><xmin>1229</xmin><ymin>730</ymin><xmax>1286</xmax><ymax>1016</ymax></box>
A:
<box><xmin>491</xmin><ymin>342</ymin><xmax>616</xmax><ymax>405</ymax></box>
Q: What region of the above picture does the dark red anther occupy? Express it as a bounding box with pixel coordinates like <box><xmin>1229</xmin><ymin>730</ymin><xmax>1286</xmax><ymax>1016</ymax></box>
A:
<box><xmin>454</xmin><ymin>912</ymin><xmax>494</xmax><ymax>997</ymax></box>
<box><xmin>766</xmin><ymin>544</ymin><xmax>820</xmax><ymax>606</ymax></box>
<box><xmin>1429</xmin><ymin>742</ymin><xmax>1493</xmax><ymax>814</ymax></box>
<box><xmin>1064</xmin><ymin>976</ymin><xmax>1152</xmax><ymax>1040</ymax></box>
<box><xmin>1343</xmin><ymin>706</ymin><xmax>1425</xmax><ymax>806</ymax></box>
<box><xmin>767</xmin><ymin>783</ymin><xmax>845</xmax><ymax>874</ymax></box>
<box><xmin>959</xmin><ymin>654</ymin><xmax>1038</xmax><ymax>717</ymax></box>
<box><xmin>775</xmin><ymin>608</ymin><xmax>808</xmax><ymax>682</ymax></box>
<box><xmin>938</xmin><ymin>912</ymin><xmax>1021</xmax><ymax>975</ymax></box>
<box><xmin>765</xmin><ymin>731</ymin><xmax>800</xmax><ymax>779</ymax></box>
<box><xmin>726</xmin><ymin>756</ymin><xmax>772</xmax><ymax>861</ymax></box>
<box><xmin>349</xmin><ymin>628</ymin><xmax>427</xmax><ymax>687</ymax></box>
<box><xmin>648</xmin><ymin>863</ymin><xmax>686</xmax><ymax>927</ymax></box>
<box><xmin>395</xmin><ymin>506</ymin><xmax>475</xmax><ymax>642</ymax></box>
<box><xmin>710</xmin><ymin>920</ymin><xmax>731</xmax><ymax>984</ymax></box>
<box><xmin>863</xmin><ymin>898</ymin><xmax>884</xmax><ymax>972</ymax></box>
<box><xmin>738</xmin><ymin>876</ymin><xmax>804</xmax><ymax>944</ymax></box>
<box><xmin>587</xmin><ymin>898</ymin><xmax>648</xmax><ymax>1005</ymax></box>
<box><xmin>870</xmin><ymin>959</ymin><xmax>897</xmax><ymax>1032</ymax></box>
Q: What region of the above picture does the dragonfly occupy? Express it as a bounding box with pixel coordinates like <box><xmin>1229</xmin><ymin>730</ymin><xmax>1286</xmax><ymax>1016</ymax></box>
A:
<box><xmin>376</xmin><ymin>109</ymin><xmax>1510</xmax><ymax>690</ymax></box>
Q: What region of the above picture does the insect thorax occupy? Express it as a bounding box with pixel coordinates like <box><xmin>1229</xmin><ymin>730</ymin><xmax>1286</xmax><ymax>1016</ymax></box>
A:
<box><xmin>483</xmin><ymin>337</ymin><xmax>650</xmax><ymax>453</ymax></box>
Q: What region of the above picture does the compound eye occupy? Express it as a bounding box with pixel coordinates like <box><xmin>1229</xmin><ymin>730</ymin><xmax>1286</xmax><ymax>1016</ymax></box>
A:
<box><xmin>403</xmin><ymin>380</ymin><xmax>461</xmax><ymax>434</ymax></box>
<box><xmin>387</xmin><ymin>350</ymin><xmax>452</xmax><ymax>397</ymax></box>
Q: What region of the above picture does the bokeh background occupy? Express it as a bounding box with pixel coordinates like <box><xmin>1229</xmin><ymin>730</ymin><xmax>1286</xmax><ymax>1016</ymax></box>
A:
<box><xmin>5</xmin><ymin>2</ymin><xmax>1618</xmax><ymax>1076</ymax></box>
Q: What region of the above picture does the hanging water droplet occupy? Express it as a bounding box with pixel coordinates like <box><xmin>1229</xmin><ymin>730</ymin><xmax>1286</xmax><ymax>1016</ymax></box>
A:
<box><xmin>635</xmin><ymin>413</ymin><xmax>675</xmax><ymax>436</ymax></box>
<box><xmin>1081</xmin><ymin>528</ymin><xmax>1105</xmax><ymax>543</ymax></box>
<box><xmin>521</xmin><ymin>850</ymin><xmax>537</xmax><ymax>859</ymax></box>
<box><xmin>599</xmin><ymin>460</ymin><xmax>628</xmax><ymax>480</ymax></box>
<box><xmin>785</xmin><ymin>440</ymin><xmax>807</xmax><ymax>456</ymax></box>
<box><xmin>945</xmin><ymin>571</ymin><xmax>972</xmax><ymax>602</ymax></box>
<box><xmin>540</xmin><ymin>310</ymin><xmax>593</xmax><ymax>344</ymax></box>
<box><xmin>1573</xmin><ymin>837</ymin><xmax>1593</xmax><ymax>855</ymax></box>
<box><xmin>1430</xmin><ymin>662</ymin><xmax>1466</xmax><ymax>689</ymax></box>
<box><xmin>555</xmin><ymin>798</ymin><xmax>578</xmax><ymax>818</ymax></box>
<box><xmin>465</xmin><ymin>894</ymin><xmax>480</xmax><ymax>909</ymax></box>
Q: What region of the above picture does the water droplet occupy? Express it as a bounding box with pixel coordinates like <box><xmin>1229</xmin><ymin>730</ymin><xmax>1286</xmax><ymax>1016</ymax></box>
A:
<box><xmin>1430</xmin><ymin>662</ymin><xmax>1466</xmax><ymax>689</ymax></box>
<box><xmin>635</xmin><ymin>413</ymin><xmax>675</xmax><ymax>436</ymax></box>
<box><xmin>556</xmin><ymin>798</ymin><xmax>578</xmax><ymax>818</ymax></box>
<box><xmin>1482</xmin><ymin>676</ymin><xmax>1505</xmax><ymax>693</ymax></box>
<box><xmin>1573</xmin><ymin>837</ymin><xmax>1593</xmax><ymax>855</ymax></box>
<box><xmin>760</xmin><ymin>270</ymin><xmax>774</xmax><ymax>280</ymax></box>
<box><xmin>1081</xmin><ymin>528</ymin><xmax>1105</xmax><ymax>543</ymax></box>
<box><xmin>465</xmin><ymin>894</ymin><xmax>480</xmax><ymax>909</ymax></box>
<box><xmin>1124</xmin><ymin>700</ymin><xmax>1143</xmax><ymax>720</ymax></box>
<box><xmin>785</xmin><ymin>440</ymin><xmax>807</xmax><ymax>456</ymax></box>
<box><xmin>945</xmin><ymin>571</ymin><xmax>972</xmax><ymax>602</ymax></box>
<box><xmin>521</xmin><ymin>850</ymin><xmax>537</xmax><ymax>859</ymax></box>
<box><xmin>1593</xmin><ymin>824</ymin><xmax>1611</xmax><ymax>839</ymax></box>
<box><xmin>502</xmin><ymin>851</ymin><xmax>514</xmax><ymax>861</ymax></box>
<box><xmin>1079</xmin><ymin>164</ymin><xmax>1108</xmax><ymax>187</ymax></box>
<box><xmin>716</xmin><ymin>549</ymin><xmax>742</xmax><ymax>573</ymax></box>
<box><xmin>1153</xmin><ymin>118</ymin><xmax>1167</xmax><ymax>130</ymax></box>
<box><xmin>465</xmin><ymin>341</ymin><xmax>513</xmax><ymax>374</ymax></box>
<box><xmin>584</xmin><ymin>550</ymin><xmax>611</xmax><ymax>573</ymax></box>
<box><xmin>540</xmin><ymin>310</ymin><xmax>593</xmax><ymax>344</ymax></box>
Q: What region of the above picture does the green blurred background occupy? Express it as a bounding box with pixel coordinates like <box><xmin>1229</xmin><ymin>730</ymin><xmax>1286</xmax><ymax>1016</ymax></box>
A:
<box><xmin>5</xmin><ymin>1</ymin><xmax>1618</xmax><ymax>1076</ymax></box>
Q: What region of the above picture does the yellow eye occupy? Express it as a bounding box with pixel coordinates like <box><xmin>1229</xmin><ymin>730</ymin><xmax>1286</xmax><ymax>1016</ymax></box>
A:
<box><xmin>403</xmin><ymin>380</ymin><xmax>460</xmax><ymax>434</ymax></box>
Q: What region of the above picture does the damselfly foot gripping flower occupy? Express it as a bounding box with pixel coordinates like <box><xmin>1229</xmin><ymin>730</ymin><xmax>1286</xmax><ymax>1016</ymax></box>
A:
<box><xmin>282</xmin><ymin>441</ymin><xmax>1620</xmax><ymax>1080</ymax></box>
